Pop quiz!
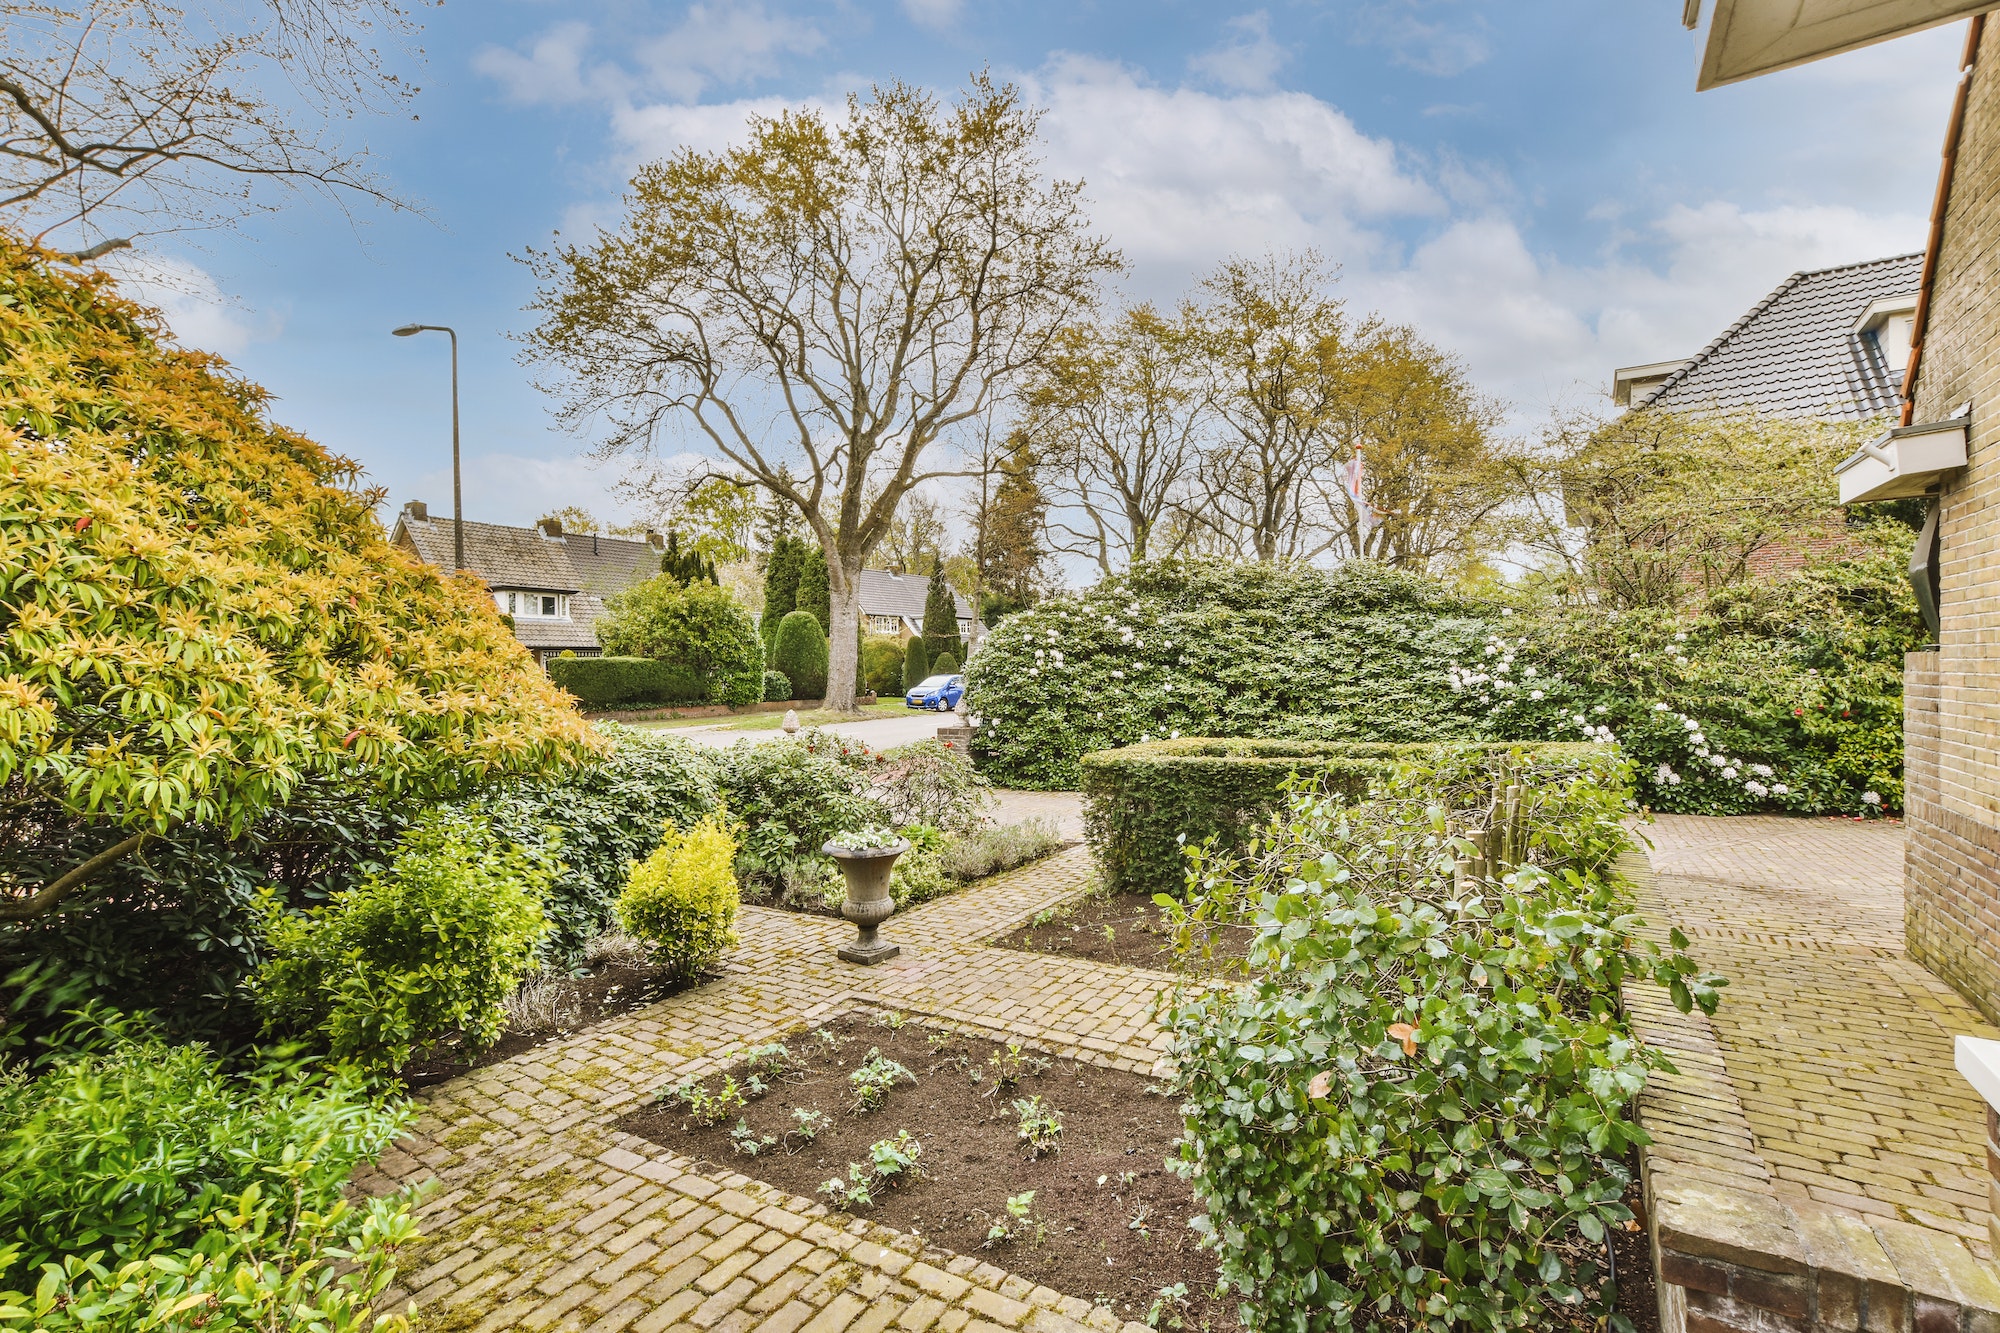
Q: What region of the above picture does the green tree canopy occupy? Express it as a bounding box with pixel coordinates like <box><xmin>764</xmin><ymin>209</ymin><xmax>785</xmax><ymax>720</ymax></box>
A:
<box><xmin>759</xmin><ymin>534</ymin><xmax>811</xmax><ymax>649</ymax></box>
<box><xmin>597</xmin><ymin>576</ymin><xmax>763</xmax><ymax>706</ymax></box>
<box><xmin>795</xmin><ymin>545</ymin><xmax>830</xmax><ymax>632</ymax></box>
<box><xmin>0</xmin><ymin>236</ymin><xmax>595</xmax><ymax>923</ymax></box>
<box><xmin>922</xmin><ymin>566</ymin><xmax>963</xmax><ymax>666</ymax></box>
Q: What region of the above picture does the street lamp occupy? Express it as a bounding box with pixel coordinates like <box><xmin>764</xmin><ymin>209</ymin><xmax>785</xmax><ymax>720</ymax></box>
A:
<box><xmin>390</xmin><ymin>323</ymin><xmax>462</xmax><ymax>573</ymax></box>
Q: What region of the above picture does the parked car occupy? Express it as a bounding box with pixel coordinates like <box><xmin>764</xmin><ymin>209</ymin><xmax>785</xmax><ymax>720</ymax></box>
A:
<box><xmin>904</xmin><ymin>673</ymin><xmax>964</xmax><ymax>711</ymax></box>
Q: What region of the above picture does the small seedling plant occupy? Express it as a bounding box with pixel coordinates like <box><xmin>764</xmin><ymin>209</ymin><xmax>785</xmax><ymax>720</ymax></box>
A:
<box><xmin>787</xmin><ymin>1107</ymin><xmax>827</xmax><ymax>1147</ymax></box>
<box><xmin>849</xmin><ymin>1049</ymin><xmax>915</xmax><ymax>1112</ymax></box>
<box><xmin>666</xmin><ymin>1075</ymin><xmax>746</xmax><ymax>1127</ymax></box>
<box><xmin>819</xmin><ymin>1130</ymin><xmax>922</xmax><ymax>1210</ymax></box>
<box><xmin>1012</xmin><ymin>1095</ymin><xmax>1062</xmax><ymax>1157</ymax></box>
<box><xmin>729</xmin><ymin>1119</ymin><xmax>777</xmax><ymax>1156</ymax></box>
<box><xmin>985</xmin><ymin>1041</ymin><xmax>1050</xmax><ymax>1091</ymax></box>
<box><xmin>984</xmin><ymin>1190</ymin><xmax>1045</xmax><ymax>1246</ymax></box>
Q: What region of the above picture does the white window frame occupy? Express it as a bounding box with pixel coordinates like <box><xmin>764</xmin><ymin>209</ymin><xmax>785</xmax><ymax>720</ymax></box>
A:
<box><xmin>495</xmin><ymin>590</ymin><xmax>570</xmax><ymax>619</ymax></box>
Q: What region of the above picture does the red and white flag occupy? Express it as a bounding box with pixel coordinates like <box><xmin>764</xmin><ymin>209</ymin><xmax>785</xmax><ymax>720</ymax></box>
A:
<box><xmin>1345</xmin><ymin>449</ymin><xmax>1375</xmax><ymax>537</ymax></box>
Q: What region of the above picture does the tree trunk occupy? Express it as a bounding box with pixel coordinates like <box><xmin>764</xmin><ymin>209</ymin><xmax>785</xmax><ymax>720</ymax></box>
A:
<box><xmin>826</xmin><ymin>559</ymin><xmax>862</xmax><ymax>711</ymax></box>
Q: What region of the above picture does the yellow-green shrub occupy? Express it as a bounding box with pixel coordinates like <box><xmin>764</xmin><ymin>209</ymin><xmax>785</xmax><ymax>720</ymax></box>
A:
<box><xmin>616</xmin><ymin>812</ymin><xmax>740</xmax><ymax>976</ymax></box>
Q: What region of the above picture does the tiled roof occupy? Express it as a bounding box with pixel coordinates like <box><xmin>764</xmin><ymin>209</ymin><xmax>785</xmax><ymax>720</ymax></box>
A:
<box><xmin>397</xmin><ymin>516</ymin><xmax>587</xmax><ymax>592</ymax></box>
<box><xmin>857</xmin><ymin>568</ymin><xmax>975</xmax><ymax>627</ymax></box>
<box><xmin>1639</xmin><ymin>252</ymin><xmax>1923</xmax><ymax>420</ymax></box>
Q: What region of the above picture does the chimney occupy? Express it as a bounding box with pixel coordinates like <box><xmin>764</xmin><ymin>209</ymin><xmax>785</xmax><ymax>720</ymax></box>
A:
<box><xmin>646</xmin><ymin>530</ymin><xmax>664</xmax><ymax>550</ymax></box>
<box><xmin>537</xmin><ymin>517</ymin><xmax>564</xmax><ymax>539</ymax></box>
<box><xmin>403</xmin><ymin>499</ymin><xmax>428</xmax><ymax>521</ymax></box>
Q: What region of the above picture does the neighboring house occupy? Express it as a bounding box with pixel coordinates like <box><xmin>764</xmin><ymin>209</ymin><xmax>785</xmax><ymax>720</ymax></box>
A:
<box><xmin>1607</xmin><ymin>252</ymin><xmax>1923</xmax><ymax>578</ymax></box>
<box><xmin>856</xmin><ymin>569</ymin><xmax>984</xmax><ymax>650</ymax></box>
<box><xmin>1615</xmin><ymin>252</ymin><xmax>1921</xmax><ymax>417</ymax></box>
<box><xmin>392</xmin><ymin>502</ymin><xmax>664</xmax><ymax>667</ymax></box>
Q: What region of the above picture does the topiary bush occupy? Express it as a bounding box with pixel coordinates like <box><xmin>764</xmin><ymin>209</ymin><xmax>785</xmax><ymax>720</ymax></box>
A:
<box><xmin>0</xmin><ymin>1014</ymin><xmax>423</xmax><ymax>1330</ymax></box>
<box><xmin>922</xmin><ymin>567</ymin><xmax>964</xmax><ymax>666</ymax></box>
<box><xmin>547</xmin><ymin>655</ymin><xmax>706</xmax><ymax>709</ymax></box>
<box><xmin>902</xmin><ymin>635</ymin><xmax>930</xmax><ymax>693</ymax></box>
<box><xmin>969</xmin><ymin>559</ymin><xmax>1490</xmax><ymax>789</ymax></box>
<box><xmin>765</xmin><ymin>669</ymin><xmax>794</xmax><ymax>701</ymax></box>
<box><xmin>932</xmin><ymin>651</ymin><xmax>959</xmax><ymax>675</ymax></box>
<box><xmin>770</xmin><ymin>609</ymin><xmax>830</xmax><ymax>700</ymax></box>
<box><xmin>1164</xmin><ymin>747</ymin><xmax>1724</xmax><ymax>1333</ymax></box>
<box><xmin>615</xmin><ymin>810</ymin><xmax>740</xmax><ymax>978</ymax></box>
<box><xmin>796</xmin><ymin>546</ymin><xmax>831</xmax><ymax>632</ymax></box>
<box><xmin>862</xmin><ymin>634</ymin><xmax>904</xmax><ymax>695</ymax></box>
<box><xmin>252</xmin><ymin>814</ymin><xmax>554</xmax><ymax>1072</ymax></box>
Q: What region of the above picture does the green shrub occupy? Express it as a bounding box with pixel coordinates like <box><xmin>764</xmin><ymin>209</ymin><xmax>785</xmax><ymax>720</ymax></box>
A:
<box><xmin>903</xmin><ymin>635</ymin><xmax>930</xmax><ymax>691</ymax></box>
<box><xmin>938</xmin><ymin>818</ymin><xmax>1067</xmax><ymax>881</ymax></box>
<box><xmin>458</xmin><ymin>724</ymin><xmax>718</xmax><ymax>961</ymax></box>
<box><xmin>877</xmin><ymin>738</ymin><xmax>991</xmax><ymax>834</ymax></box>
<box><xmin>598</xmin><ymin>576</ymin><xmax>764</xmax><ymax>705</ymax></box>
<box><xmin>1082</xmin><ymin>738</ymin><xmax>1600</xmax><ymax>897</ymax></box>
<box><xmin>0</xmin><ymin>1018</ymin><xmax>422</xmax><ymax>1329</ymax></box>
<box><xmin>922</xmin><ymin>567</ymin><xmax>964</xmax><ymax>665</ymax></box>
<box><xmin>970</xmin><ymin>559</ymin><xmax>1490</xmax><ymax>789</ymax></box>
<box><xmin>761</xmin><ymin>535</ymin><xmax>813</xmax><ymax>650</ymax></box>
<box><xmin>932</xmin><ymin>651</ymin><xmax>959</xmax><ymax>675</ymax></box>
<box><xmin>796</xmin><ymin>547</ymin><xmax>831</xmax><ymax>632</ymax></box>
<box><xmin>548</xmin><ymin>655</ymin><xmax>705</xmax><ymax>709</ymax></box>
<box><xmin>716</xmin><ymin>736</ymin><xmax>882</xmax><ymax>888</ymax></box>
<box><xmin>765</xmin><ymin>668</ymin><xmax>794</xmax><ymax>701</ymax></box>
<box><xmin>253</xmin><ymin>815</ymin><xmax>554</xmax><ymax>1071</ymax></box>
<box><xmin>889</xmin><ymin>840</ymin><xmax>952</xmax><ymax>907</ymax></box>
<box><xmin>771</xmin><ymin>610</ymin><xmax>830</xmax><ymax>700</ymax></box>
<box><xmin>616</xmin><ymin>810</ymin><xmax>740</xmax><ymax>977</ymax></box>
<box><xmin>861</xmin><ymin>634</ymin><xmax>904</xmax><ymax>695</ymax></box>
<box><xmin>1165</xmin><ymin>749</ymin><xmax>1723</xmax><ymax>1333</ymax></box>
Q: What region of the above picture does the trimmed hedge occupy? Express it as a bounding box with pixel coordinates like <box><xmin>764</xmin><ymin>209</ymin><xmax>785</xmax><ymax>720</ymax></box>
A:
<box><xmin>1082</xmin><ymin>737</ymin><xmax>1603</xmax><ymax>896</ymax></box>
<box><xmin>764</xmin><ymin>669</ymin><xmax>794</xmax><ymax>701</ymax></box>
<box><xmin>771</xmin><ymin>610</ymin><xmax>829</xmax><ymax>700</ymax></box>
<box><xmin>548</xmin><ymin>655</ymin><xmax>704</xmax><ymax>709</ymax></box>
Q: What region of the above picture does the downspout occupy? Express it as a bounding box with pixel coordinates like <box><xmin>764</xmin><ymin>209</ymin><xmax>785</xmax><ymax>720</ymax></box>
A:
<box><xmin>1902</xmin><ymin>13</ymin><xmax>1984</xmax><ymax>426</ymax></box>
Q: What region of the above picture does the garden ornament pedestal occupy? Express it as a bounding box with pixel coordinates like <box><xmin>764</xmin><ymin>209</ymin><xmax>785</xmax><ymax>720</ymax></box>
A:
<box><xmin>825</xmin><ymin>838</ymin><xmax>907</xmax><ymax>965</ymax></box>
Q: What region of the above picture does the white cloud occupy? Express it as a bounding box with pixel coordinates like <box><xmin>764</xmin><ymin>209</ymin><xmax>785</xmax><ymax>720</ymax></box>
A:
<box><xmin>1352</xmin><ymin>1</ymin><xmax>1492</xmax><ymax>77</ymax></box>
<box><xmin>1189</xmin><ymin>11</ymin><xmax>1289</xmax><ymax>93</ymax></box>
<box><xmin>472</xmin><ymin>22</ymin><xmax>607</xmax><ymax>106</ymax></box>
<box><xmin>440</xmin><ymin>452</ymin><xmax>646</xmax><ymax>531</ymax></box>
<box><xmin>901</xmin><ymin>0</ymin><xmax>963</xmax><ymax>34</ymax></box>
<box><xmin>103</xmin><ymin>253</ymin><xmax>281</xmax><ymax>356</ymax></box>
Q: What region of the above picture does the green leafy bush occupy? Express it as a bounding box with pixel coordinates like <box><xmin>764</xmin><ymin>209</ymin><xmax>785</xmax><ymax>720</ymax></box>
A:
<box><xmin>877</xmin><ymin>739</ymin><xmax>991</xmax><ymax>834</ymax></box>
<box><xmin>548</xmin><ymin>655</ymin><xmax>705</xmax><ymax>709</ymax></box>
<box><xmin>922</xmin><ymin>567</ymin><xmax>964</xmax><ymax>666</ymax></box>
<box><xmin>1083</xmin><ymin>739</ymin><xmax>1598</xmax><ymax>897</ymax></box>
<box><xmin>796</xmin><ymin>547</ymin><xmax>831</xmax><ymax>631</ymax></box>
<box><xmin>459</xmin><ymin>724</ymin><xmax>718</xmax><ymax>961</ymax></box>
<box><xmin>765</xmin><ymin>669</ymin><xmax>794</xmax><ymax>702</ymax></box>
<box><xmin>253</xmin><ymin>815</ymin><xmax>554</xmax><ymax>1071</ymax></box>
<box><xmin>716</xmin><ymin>736</ymin><xmax>881</xmax><ymax>889</ymax></box>
<box><xmin>597</xmin><ymin>576</ymin><xmax>764</xmax><ymax>705</ymax></box>
<box><xmin>1165</xmin><ymin>748</ymin><xmax>1724</xmax><ymax>1333</ymax></box>
<box><xmin>862</xmin><ymin>634</ymin><xmax>905</xmax><ymax>696</ymax></box>
<box><xmin>0</xmin><ymin>1019</ymin><xmax>422</xmax><ymax>1330</ymax></box>
<box><xmin>933</xmin><ymin>652</ymin><xmax>959</xmax><ymax>675</ymax></box>
<box><xmin>970</xmin><ymin>560</ymin><xmax>1490</xmax><ymax>789</ymax></box>
<box><xmin>903</xmin><ymin>635</ymin><xmax>929</xmax><ymax>692</ymax></box>
<box><xmin>937</xmin><ymin>818</ymin><xmax>1068</xmax><ymax>881</ymax></box>
<box><xmin>771</xmin><ymin>610</ymin><xmax>830</xmax><ymax>700</ymax></box>
<box><xmin>760</xmin><ymin>534</ymin><xmax>814</xmax><ymax>649</ymax></box>
<box><xmin>616</xmin><ymin>811</ymin><xmax>740</xmax><ymax>977</ymax></box>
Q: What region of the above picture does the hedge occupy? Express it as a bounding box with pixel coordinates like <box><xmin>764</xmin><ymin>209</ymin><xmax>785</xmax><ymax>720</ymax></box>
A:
<box><xmin>1082</xmin><ymin>737</ymin><xmax>1603</xmax><ymax>896</ymax></box>
<box><xmin>547</xmin><ymin>655</ymin><xmax>704</xmax><ymax>709</ymax></box>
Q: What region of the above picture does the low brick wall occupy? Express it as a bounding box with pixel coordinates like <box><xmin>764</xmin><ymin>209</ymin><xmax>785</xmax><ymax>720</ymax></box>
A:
<box><xmin>1625</xmin><ymin>848</ymin><xmax>2000</xmax><ymax>1333</ymax></box>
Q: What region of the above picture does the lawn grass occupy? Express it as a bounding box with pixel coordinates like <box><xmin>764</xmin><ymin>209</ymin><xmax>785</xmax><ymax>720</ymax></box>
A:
<box><xmin>626</xmin><ymin>699</ymin><xmax>912</xmax><ymax>732</ymax></box>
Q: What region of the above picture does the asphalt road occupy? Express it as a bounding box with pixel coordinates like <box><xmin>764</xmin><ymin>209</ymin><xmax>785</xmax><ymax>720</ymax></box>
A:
<box><xmin>673</xmin><ymin>709</ymin><xmax>952</xmax><ymax>751</ymax></box>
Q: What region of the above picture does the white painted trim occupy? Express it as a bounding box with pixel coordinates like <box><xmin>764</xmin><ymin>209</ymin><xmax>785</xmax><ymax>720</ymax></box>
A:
<box><xmin>1953</xmin><ymin>1035</ymin><xmax>2000</xmax><ymax>1113</ymax></box>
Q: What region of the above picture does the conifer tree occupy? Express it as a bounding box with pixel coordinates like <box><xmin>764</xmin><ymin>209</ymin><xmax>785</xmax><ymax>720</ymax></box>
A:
<box><xmin>795</xmin><ymin>546</ymin><xmax>831</xmax><ymax>632</ymax></box>
<box><xmin>921</xmin><ymin>565</ymin><xmax>963</xmax><ymax>667</ymax></box>
<box><xmin>902</xmin><ymin>634</ymin><xmax>930</xmax><ymax>693</ymax></box>
<box><xmin>759</xmin><ymin>535</ymin><xmax>809</xmax><ymax>651</ymax></box>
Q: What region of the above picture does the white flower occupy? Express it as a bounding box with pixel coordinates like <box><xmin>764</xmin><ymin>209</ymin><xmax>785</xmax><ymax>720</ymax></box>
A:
<box><xmin>1654</xmin><ymin>703</ymin><xmax>1669</xmax><ymax>712</ymax></box>
<box><xmin>1656</xmin><ymin>763</ymin><xmax>1676</xmax><ymax>783</ymax></box>
<box><xmin>1863</xmin><ymin>791</ymin><xmax>1882</xmax><ymax>805</ymax></box>
<box><xmin>1750</xmin><ymin>764</ymin><xmax>1773</xmax><ymax>777</ymax></box>
<box><xmin>1494</xmin><ymin>661</ymin><xmax>1510</xmax><ymax>674</ymax></box>
<box><xmin>1745</xmin><ymin>781</ymin><xmax>1768</xmax><ymax>797</ymax></box>
<box><xmin>1707</xmin><ymin>753</ymin><xmax>1723</xmax><ymax>766</ymax></box>
<box><xmin>1522</xmin><ymin>665</ymin><xmax>1537</xmax><ymax>678</ymax></box>
<box><xmin>1170</xmin><ymin>729</ymin><xmax>1181</xmax><ymax>739</ymax></box>
<box><xmin>1029</xmin><ymin>667</ymin><xmax>1040</xmax><ymax>676</ymax></box>
<box><xmin>1668</xmin><ymin>773</ymin><xmax>1682</xmax><ymax>785</ymax></box>
<box><xmin>1593</xmin><ymin>705</ymin><xmax>1608</xmax><ymax>714</ymax></box>
<box><xmin>1161</xmin><ymin>682</ymin><xmax>1173</xmax><ymax>693</ymax></box>
<box><xmin>1035</xmin><ymin>649</ymin><xmax>1045</xmax><ymax>660</ymax></box>
<box><xmin>1573</xmin><ymin>714</ymin><xmax>1588</xmax><ymax>726</ymax></box>
<box><xmin>1111</xmin><ymin>670</ymin><xmax>1125</xmax><ymax>679</ymax></box>
<box><xmin>1690</xmin><ymin>733</ymin><xmax>1706</xmax><ymax>746</ymax></box>
<box><xmin>1683</xmin><ymin>718</ymin><xmax>1699</xmax><ymax>732</ymax></box>
<box><xmin>1502</xmin><ymin>608</ymin><xmax>1514</xmax><ymax>617</ymax></box>
<box><xmin>1772</xmin><ymin>783</ymin><xmax>1789</xmax><ymax>795</ymax></box>
<box><xmin>1722</xmin><ymin>766</ymin><xmax>1738</xmax><ymax>779</ymax></box>
<box><xmin>1696</xmin><ymin>747</ymin><xmax>1710</xmax><ymax>757</ymax></box>
<box><xmin>1675</xmin><ymin>631</ymin><xmax>1687</xmax><ymax>641</ymax></box>
<box><xmin>1530</xmin><ymin>689</ymin><xmax>1545</xmax><ymax>700</ymax></box>
<box><xmin>1485</xmin><ymin>645</ymin><xmax>1497</xmax><ymax>656</ymax></box>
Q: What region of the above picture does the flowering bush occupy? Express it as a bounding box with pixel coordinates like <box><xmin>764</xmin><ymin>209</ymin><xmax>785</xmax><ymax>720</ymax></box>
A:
<box><xmin>716</xmin><ymin>734</ymin><xmax>882</xmax><ymax>888</ymax></box>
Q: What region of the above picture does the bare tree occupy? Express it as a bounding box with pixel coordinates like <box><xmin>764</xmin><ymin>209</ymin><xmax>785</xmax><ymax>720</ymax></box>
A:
<box><xmin>1</xmin><ymin>0</ymin><xmax>423</xmax><ymax>258</ymax></box>
<box><xmin>1028</xmin><ymin>303</ymin><xmax>1204</xmax><ymax>575</ymax></box>
<box><xmin>524</xmin><ymin>77</ymin><xmax>1119</xmax><ymax>710</ymax></box>
<box><xmin>1184</xmin><ymin>253</ymin><xmax>1349</xmax><ymax>563</ymax></box>
<box><xmin>868</xmin><ymin>491</ymin><xmax>948</xmax><ymax>574</ymax></box>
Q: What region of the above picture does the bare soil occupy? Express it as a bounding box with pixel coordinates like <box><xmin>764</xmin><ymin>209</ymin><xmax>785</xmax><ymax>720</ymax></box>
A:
<box><xmin>401</xmin><ymin>961</ymin><xmax>697</xmax><ymax>1089</ymax></box>
<box><xmin>621</xmin><ymin>1010</ymin><xmax>1239</xmax><ymax>1330</ymax></box>
<box><xmin>997</xmin><ymin>889</ymin><xmax>1255</xmax><ymax>972</ymax></box>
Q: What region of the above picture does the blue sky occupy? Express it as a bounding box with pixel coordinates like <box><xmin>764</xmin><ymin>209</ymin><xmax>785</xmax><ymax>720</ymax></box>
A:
<box><xmin>110</xmin><ymin>1</ymin><xmax>1962</xmax><ymax>533</ymax></box>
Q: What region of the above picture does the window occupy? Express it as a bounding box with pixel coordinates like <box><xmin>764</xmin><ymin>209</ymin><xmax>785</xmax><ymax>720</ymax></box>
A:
<box><xmin>866</xmin><ymin>614</ymin><xmax>902</xmax><ymax>635</ymax></box>
<box><xmin>494</xmin><ymin>590</ymin><xmax>569</xmax><ymax>619</ymax></box>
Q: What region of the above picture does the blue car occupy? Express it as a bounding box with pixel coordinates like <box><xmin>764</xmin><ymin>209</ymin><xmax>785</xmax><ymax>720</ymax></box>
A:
<box><xmin>905</xmin><ymin>673</ymin><xmax>965</xmax><ymax>711</ymax></box>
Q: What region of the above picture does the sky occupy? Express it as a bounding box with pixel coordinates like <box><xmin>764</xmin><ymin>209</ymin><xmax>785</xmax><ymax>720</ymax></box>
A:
<box><xmin>101</xmin><ymin>0</ymin><xmax>1963</xmax><ymax>535</ymax></box>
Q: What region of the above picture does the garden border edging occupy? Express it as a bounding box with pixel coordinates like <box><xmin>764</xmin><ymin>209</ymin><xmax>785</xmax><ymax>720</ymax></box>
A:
<box><xmin>1623</xmin><ymin>850</ymin><xmax>2000</xmax><ymax>1333</ymax></box>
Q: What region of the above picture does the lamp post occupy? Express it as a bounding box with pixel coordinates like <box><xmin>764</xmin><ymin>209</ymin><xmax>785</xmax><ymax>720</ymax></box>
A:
<box><xmin>390</xmin><ymin>323</ymin><xmax>462</xmax><ymax>573</ymax></box>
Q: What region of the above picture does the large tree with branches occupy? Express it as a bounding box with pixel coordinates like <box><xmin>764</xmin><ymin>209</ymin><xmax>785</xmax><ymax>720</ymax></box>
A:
<box><xmin>1</xmin><ymin>0</ymin><xmax>422</xmax><ymax>258</ymax></box>
<box><xmin>525</xmin><ymin>77</ymin><xmax>1117</xmax><ymax>710</ymax></box>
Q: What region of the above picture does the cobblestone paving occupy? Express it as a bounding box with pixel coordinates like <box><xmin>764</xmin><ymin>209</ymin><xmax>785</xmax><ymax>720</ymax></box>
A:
<box><xmin>1642</xmin><ymin>815</ymin><xmax>2000</xmax><ymax>1255</ymax></box>
<box><xmin>359</xmin><ymin>846</ymin><xmax>1189</xmax><ymax>1333</ymax></box>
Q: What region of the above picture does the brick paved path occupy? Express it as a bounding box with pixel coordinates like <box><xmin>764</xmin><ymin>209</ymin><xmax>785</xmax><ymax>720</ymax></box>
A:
<box><xmin>359</xmin><ymin>845</ymin><xmax>1184</xmax><ymax>1333</ymax></box>
<box><xmin>1641</xmin><ymin>815</ymin><xmax>2000</xmax><ymax>1254</ymax></box>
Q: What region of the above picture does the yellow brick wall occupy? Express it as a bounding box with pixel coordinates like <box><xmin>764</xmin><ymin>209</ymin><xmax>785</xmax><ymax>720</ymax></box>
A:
<box><xmin>1909</xmin><ymin>20</ymin><xmax>2000</xmax><ymax>1021</ymax></box>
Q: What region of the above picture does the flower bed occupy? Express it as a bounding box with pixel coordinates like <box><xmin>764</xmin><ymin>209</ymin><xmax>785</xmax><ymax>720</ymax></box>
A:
<box><xmin>1082</xmin><ymin>738</ymin><xmax>1599</xmax><ymax>897</ymax></box>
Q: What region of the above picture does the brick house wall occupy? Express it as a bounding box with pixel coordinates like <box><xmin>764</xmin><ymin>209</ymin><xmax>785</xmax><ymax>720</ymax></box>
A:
<box><xmin>1907</xmin><ymin>19</ymin><xmax>2000</xmax><ymax>1025</ymax></box>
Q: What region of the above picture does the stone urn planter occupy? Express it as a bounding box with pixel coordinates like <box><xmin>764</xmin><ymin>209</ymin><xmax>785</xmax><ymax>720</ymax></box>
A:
<box><xmin>824</xmin><ymin>838</ymin><xmax>908</xmax><ymax>965</ymax></box>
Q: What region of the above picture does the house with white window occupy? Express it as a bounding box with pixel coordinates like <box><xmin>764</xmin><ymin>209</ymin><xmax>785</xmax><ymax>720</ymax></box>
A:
<box><xmin>391</xmin><ymin>502</ymin><xmax>663</xmax><ymax>667</ymax></box>
<box><xmin>856</xmin><ymin>568</ymin><xmax>983</xmax><ymax>648</ymax></box>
